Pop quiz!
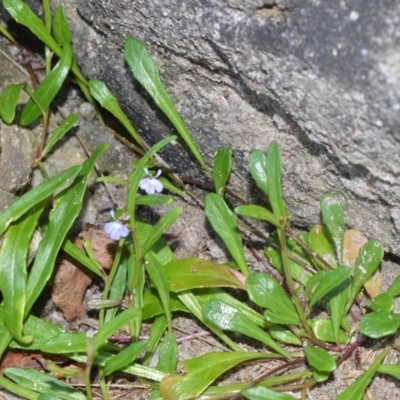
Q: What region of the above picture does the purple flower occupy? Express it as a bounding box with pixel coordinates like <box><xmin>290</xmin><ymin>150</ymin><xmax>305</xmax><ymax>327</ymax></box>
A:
<box><xmin>104</xmin><ymin>210</ymin><xmax>130</xmax><ymax>240</ymax></box>
<box><xmin>139</xmin><ymin>168</ymin><xmax>164</xmax><ymax>194</ymax></box>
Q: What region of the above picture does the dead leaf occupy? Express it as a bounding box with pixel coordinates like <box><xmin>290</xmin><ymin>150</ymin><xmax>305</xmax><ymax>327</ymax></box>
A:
<box><xmin>52</xmin><ymin>224</ymin><xmax>117</xmax><ymax>321</ymax></box>
<box><xmin>0</xmin><ymin>350</ymin><xmax>45</xmax><ymax>370</ymax></box>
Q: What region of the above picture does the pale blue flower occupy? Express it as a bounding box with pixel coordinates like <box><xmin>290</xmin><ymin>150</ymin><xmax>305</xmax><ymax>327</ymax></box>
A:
<box><xmin>104</xmin><ymin>210</ymin><xmax>130</xmax><ymax>240</ymax></box>
<box><xmin>139</xmin><ymin>168</ymin><xmax>164</xmax><ymax>194</ymax></box>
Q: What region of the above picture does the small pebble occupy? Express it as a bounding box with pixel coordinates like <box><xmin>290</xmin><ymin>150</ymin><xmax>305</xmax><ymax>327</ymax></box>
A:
<box><xmin>79</xmin><ymin>102</ymin><xmax>96</xmax><ymax>121</ymax></box>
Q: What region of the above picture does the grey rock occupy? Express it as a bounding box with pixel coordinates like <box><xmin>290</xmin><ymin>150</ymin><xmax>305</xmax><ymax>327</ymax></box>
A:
<box><xmin>2</xmin><ymin>0</ymin><xmax>400</xmax><ymax>255</ymax></box>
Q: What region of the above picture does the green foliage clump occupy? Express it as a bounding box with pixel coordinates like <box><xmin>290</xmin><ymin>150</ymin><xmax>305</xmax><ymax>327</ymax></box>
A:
<box><xmin>0</xmin><ymin>1</ymin><xmax>398</xmax><ymax>399</ymax></box>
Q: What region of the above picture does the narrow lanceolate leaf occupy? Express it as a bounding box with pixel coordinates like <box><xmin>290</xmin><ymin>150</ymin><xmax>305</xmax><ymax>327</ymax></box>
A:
<box><xmin>249</xmin><ymin>150</ymin><xmax>268</xmax><ymax>195</ymax></box>
<box><xmin>124</xmin><ymin>37</ymin><xmax>210</xmax><ymax>173</ymax></box>
<box><xmin>140</xmin><ymin>207</ymin><xmax>182</xmax><ymax>257</ymax></box>
<box><xmin>326</xmin><ymin>278</ymin><xmax>351</xmax><ymax>345</ymax></box>
<box><xmin>0</xmin><ymin>204</ymin><xmax>44</xmax><ymax>344</ymax></box>
<box><xmin>213</xmin><ymin>147</ymin><xmax>232</xmax><ymax>196</ymax></box>
<box><xmin>235</xmin><ymin>204</ymin><xmax>279</xmax><ymax>226</ymax></box>
<box><xmin>3</xmin><ymin>367</ymin><xmax>86</xmax><ymax>400</ymax></box>
<box><xmin>88</xmin><ymin>79</ymin><xmax>142</xmax><ymax>146</ymax></box>
<box><xmin>304</xmin><ymin>346</ymin><xmax>336</xmax><ymax>372</ymax></box>
<box><xmin>104</xmin><ymin>340</ymin><xmax>149</xmax><ymax>376</ymax></box>
<box><xmin>205</xmin><ymin>193</ymin><xmax>249</xmax><ymax>275</ymax></box>
<box><xmin>52</xmin><ymin>5</ymin><xmax>72</xmax><ymax>45</ymax></box>
<box><xmin>145</xmin><ymin>252</ymin><xmax>172</xmax><ymax>331</ymax></box>
<box><xmin>94</xmin><ymin>309</ymin><xmax>139</xmax><ymax>348</ymax></box>
<box><xmin>247</xmin><ymin>272</ymin><xmax>300</xmax><ymax>325</ymax></box>
<box><xmin>164</xmin><ymin>258</ymin><xmax>246</xmax><ymax>292</ymax></box>
<box><xmin>21</xmin><ymin>43</ymin><xmax>73</xmax><ymax>125</ymax></box>
<box><xmin>266</xmin><ymin>141</ymin><xmax>287</xmax><ymax>219</ymax></box>
<box><xmin>26</xmin><ymin>145</ymin><xmax>108</xmax><ymax>313</ymax></box>
<box><xmin>320</xmin><ymin>194</ymin><xmax>345</xmax><ymax>263</ymax></box>
<box><xmin>156</xmin><ymin>332</ymin><xmax>178</xmax><ymax>374</ymax></box>
<box><xmin>160</xmin><ymin>352</ymin><xmax>276</xmax><ymax>400</ymax></box>
<box><xmin>336</xmin><ymin>347</ymin><xmax>389</xmax><ymax>400</ymax></box>
<box><xmin>359</xmin><ymin>312</ymin><xmax>400</xmax><ymax>339</ymax></box>
<box><xmin>348</xmin><ymin>239</ymin><xmax>384</xmax><ymax>308</ymax></box>
<box><xmin>203</xmin><ymin>299</ymin><xmax>290</xmax><ymax>358</ymax></box>
<box><xmin>310</xmin><ymin>266</ymin><xmax>352</xmax><ymax>308</ymax></box>
<box><xmin>0</xmin><ymin>165</ymin><xmax>81</xmax><ymax>237</ymax></box>
<box><xmin>3</xmin><ymin>0</ymin><xmax>60</xmax><ymax>52</ymax></box>
<box><xmin>0</xmin><ymin>83</ymin><xmax>24</xmax><ymax>123</ymax></box>
<box><xmin>42</xmin><ymin>113</ymin><xmax>79</xmax><ymax>157</ymax></box>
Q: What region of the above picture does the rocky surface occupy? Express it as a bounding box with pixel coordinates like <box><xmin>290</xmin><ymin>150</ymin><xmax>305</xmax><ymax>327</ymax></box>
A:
<box><xmin>1</xmin><ymin>0</ymin><xmax>400</xmax><ymax>254</ymax></box>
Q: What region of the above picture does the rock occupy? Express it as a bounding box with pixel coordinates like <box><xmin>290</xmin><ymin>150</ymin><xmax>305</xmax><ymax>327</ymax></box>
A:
<box><xmin>1</xmin><ymin>0</ymin><xmax>400</xmax><ymax>256</ymax></box>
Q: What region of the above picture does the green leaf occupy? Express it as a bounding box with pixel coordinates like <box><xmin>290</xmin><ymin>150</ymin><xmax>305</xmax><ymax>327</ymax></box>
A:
<box><xmin>235</xmin><ymin>204</ymin><xmax>279</xmax><ymax>226</ymax></box>
<box><xmin>320</xmin><ymin>194</ymin><xmax>345</xmax><ymax>263</ymax></box>
<box><xmin>143</xmin><ymin>315</ymin><xmax>168</xmax><ymax>365</ymax></box>
<box><xmin>135</xmin><ymin>194</ymin><xmax>173</xmax><ymax>206</ymax></box>
<box><xmin>348</xmin><ymin>239</ymin><xmax>384</xmax><ymax>308</ymax></box>
<box><xmin>0</xmin><ymin>165</ymin><xmax>81</xmax><ymax>237</ymax></box>
<box><xmin>336</xmin><ymin>346</ymin><xmax>389</xmax><ymax>400</ymax></box>
<box><xmin>143</xmin><ymin>289</ymin><xmax>187</xmax><ymax>320</ymax></box>
<box><xmin>249</xmin><ymin>150</ymin><xmax>268</xmax><ymax>195</ymax></box>
<box><xmin>0</xmin><ymin>204</ymin><xmax>44</xmax><ymax>344</ymax></box>
<box><xmin>266</xmin><ymin>141</ymin><xmax>287</xmax><ymax>219</ymax></box>
<box><xmin>213</xmin><ymin>147</ymin><xmax>232</xmax><ymax>196</ymax></box>
<box><xmin>196</xmin><ymin>289</ymin><xmax>269</xmax><ymax>328</ymax></box>
<box><xmin>156</xmin><ymin>332</ymin><xmax>178</xmax><ymax>374</ymax></box>
<box><xmin>326</xmin><ymin>278</ymin><xmax>351</xmax><ymax>344</ymax></box>
<box><xmin>246</xmin><ymin>272</ymin><xmax>300</xmax><ymax>325</ymax></box>
<box><xmin>62</xmin><ymin>239</ymin><xmax>103</xmax><ymax>278</ymax></box>
<box><xmin>3</xmin><ymin>0</ymin><xmax>60</xmax><ymax>52</ymax></box>
<box><xmin>104</xmin><ymin>254</ymin><xmax>127</xmax><ymax>323</ymax></box>
<box><xmin>124</xmin><ymin>37</ymin><xmax>210</xmax><ymax>173</ymax></box>
<box><xmin>8</xmin><ymin>314</ymin><xmax>63</xmax><ymax>350</ymax></box>
<box><xmin>25</xmin><ymin>145</ymin><xmax>108</xmax><ymax>313</ymax></box>
<box><xmin>95</xmin><ymin>309</ymin><xmax>139</xmax><ymax>347</ymax></box>
<box><xmin>141</xmin><ymin>207</ymin><xmax>182</xmax><ymax>257</ymax></box>
<box><xmin>0</xmin><ymin>83</ymin><xmax>24</xmax><ymax>123</ymax></box>
<box><xmin>306</xmin><ymin>225</ymin><xmax>337</xmax><ymax>269</ymax></box>
<box><xmin>359</xmin><ymin>312</ymin><xmax>400</xmax><ymax>339</ymax></box>
<box><xmin>377</xmin><ymin>364</ymin><xmax>400</xmax><ymax>379</ymax></box>
<box><xmin>203</xmin><ymin>299</ymin><xmax>290</xmax><ymax>358</ymax></box>
<box><xmin>42</xmin><ymin>113</ymin><xmax>79</xmax><ymax>157</ymax></box>
<box><xmin>52</xmin><ymin>5</ymin><xmax>72</xmax><ymax>45</ymax></box>
<box><xmin>145</xmin><ymin>252</ymin><xmax>172</xmax><ymax>330</ymax></box>
<box><xmin>243</xmin><ymin>386</ymin><xmax>296</xmax><ymax>400</ymax></box>
<box><xmin>88</xmin><ymin>79</ymin><xmax>142</xmax><ymax>146</ymax></box>
<box><xmin>4</xmin><ymin>367</ymin><xmax>86</xmax><ymax>400</ymax></box>
<box><xmin>104</xmin><ymin>340</ymin><xmax>149</xmax><ymax>376</ymax></box>
<box><xmin>40</xmin><ymin>332</ymin><xmax>87</xmax><ymax>354</ymax></box>
<box><xmin>178</xmin><ymin>291</ymin><xmax>242</xmax><ymax>352</ymax></box>
<box><xmin>160</xmin><ymin>352</ymin><xmax>277</xmax><ymax>400</ymax></box>
<box><xmin>310</xmin><ymin>266</ymin><xmax>352</xmax><ymax>308</ymax></box>
<box><xmin>205</xmin><ymin>193</ymin><xmax>248</xmax><ymax>275</ymax></box>
<box><xmin>369</xmin><ymin>293</ymin><xmax>394</xmax><ymax>313</ymax></box>
<box><xmin>309</xmin><ymin>319</ymin><xmax>348</xmax><ymax>344</ymax></box>
<box><xmin>269</xmin><ymin>325</ymin><xmax>302</xmax><ymax>345</ymax></box>
<box><xmin>304</xmin><ymin>346</ymin><xmax>336</xmax><ymax>372</ymax></box>
<box><xmin>264</xmin><ymin>235</ymin><xmax>311</xmax><ymax>286</ymax></box>
<box><xmin>164</xmin><ymin>258</ymin><xmax>246</xmax><ymax>292</ymax></box>
<box><xmin>21</xmin><ymin>43</ymin><xmax>73</xmax><ymax>125</ymax></box>
<box><xmin>386</xmin><ymin>274</ymin><xmax>400</xmax><ymax>297</ymax></box>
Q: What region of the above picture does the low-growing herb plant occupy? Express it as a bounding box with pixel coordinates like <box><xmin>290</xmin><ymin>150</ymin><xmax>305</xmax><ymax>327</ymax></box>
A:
<box><xmin>0</xmin><ymin>1</ymin><xmax>399</xmax><ymax>400</ymax></box>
